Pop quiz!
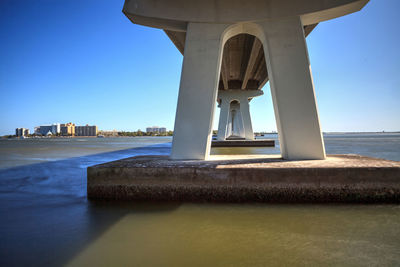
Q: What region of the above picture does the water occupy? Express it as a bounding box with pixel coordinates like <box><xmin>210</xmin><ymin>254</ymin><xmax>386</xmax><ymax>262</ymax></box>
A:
<box><xmin>0</xmin><ymin>134</ymin><xmax>399</xmax><ymax>266</ymax></box>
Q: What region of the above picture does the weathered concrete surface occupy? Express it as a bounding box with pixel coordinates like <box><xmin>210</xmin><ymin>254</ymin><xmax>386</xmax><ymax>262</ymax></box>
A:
<box><xmin>87</xmin><ymin>154</ymin><xmax>400</xmax><ymax>203</ymax></box>
<box><xmin>211</xmin><ymin>139</ymin><xmax>275</xmax><ymax>147</ymax></box>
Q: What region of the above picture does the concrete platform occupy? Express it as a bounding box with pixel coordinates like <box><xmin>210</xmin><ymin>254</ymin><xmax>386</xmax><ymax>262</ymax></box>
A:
<box><xmin>211</xmin><ymin>139</ymin><xmax>275</xmax><ymax>147</ymax></box>
<box><xmin>87</xmin><ymin>154</ymin><xmax>400</xmax><ymax>203</ymax></box>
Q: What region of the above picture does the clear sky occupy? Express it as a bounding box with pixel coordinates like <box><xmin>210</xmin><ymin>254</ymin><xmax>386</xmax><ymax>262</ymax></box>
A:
<box><xmin>0</xmin><ymin>0</ymin><xmax>399</xmax><ymax>135</ymax></box>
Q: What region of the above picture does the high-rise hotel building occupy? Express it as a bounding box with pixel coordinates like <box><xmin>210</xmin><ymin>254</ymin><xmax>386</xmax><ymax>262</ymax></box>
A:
<box><xmin>60</xmin><ymin>123</ymin><xmax>75</xmax><ymax>136</ymax></box>
<box><xmin>15</xmin><ymin>128</ymin><xmax>29</xmax><ymax>137</ymax></box>
<box><xmin>75</xmin><ymin>125</ymin><xmax>98</xmax><ymax>136</ymax></box>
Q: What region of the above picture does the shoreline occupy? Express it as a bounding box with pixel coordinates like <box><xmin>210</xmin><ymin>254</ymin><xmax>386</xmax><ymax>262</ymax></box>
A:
<box><xmin>0</xmin><ymin>135</ymin><xmax>173</xmax><ymax>139</ymax></box>
<box><xmin>2</xmin><ymin>131</ymin><xmax>400</xmax><ymax>139</ymax></box>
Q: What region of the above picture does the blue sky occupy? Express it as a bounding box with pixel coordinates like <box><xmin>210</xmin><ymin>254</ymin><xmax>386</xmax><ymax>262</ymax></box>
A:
<box><xmin>0</xmin><ymin>0</ymin><xmax>399</xmax><ymax>135</ymax></box>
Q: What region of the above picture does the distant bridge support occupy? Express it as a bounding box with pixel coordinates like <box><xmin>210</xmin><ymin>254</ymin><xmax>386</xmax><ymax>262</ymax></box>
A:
<box><xmin>217</xmin><ymin>90</ymin><xmax>263</xmax><ymax>141</ymax></box>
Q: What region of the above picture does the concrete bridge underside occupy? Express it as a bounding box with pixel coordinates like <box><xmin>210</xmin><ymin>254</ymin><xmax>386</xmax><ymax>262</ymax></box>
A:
<box><xmin>164</xmin><ymin>24</ymin><xmax>317</xmax><ymax>91</ymax></box>
<box><xmin>164</xmin><ymin>27</ymin><xmax>316</xmax><ymax>144</ymax></box>
<box><xmin>123</xmin><ymin>0</ymin><xmax>369</xmax><ymax>160</ymax></box>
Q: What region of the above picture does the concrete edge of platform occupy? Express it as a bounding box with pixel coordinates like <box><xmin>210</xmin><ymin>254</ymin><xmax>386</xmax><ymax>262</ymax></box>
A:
<box><xmin>211</xmin><ymin>139</ymin><xmax>275</xmax><ymax>147</ymax></box>
<box><xmin>87</xmin><ymin>154</ymin><xmax>400</xmax><ymax>203</ymax></box>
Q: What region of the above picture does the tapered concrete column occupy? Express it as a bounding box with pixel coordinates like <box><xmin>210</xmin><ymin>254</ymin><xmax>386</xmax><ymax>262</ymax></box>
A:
<box><xmin>259</xmin><ymin>17</ymin><xmax>326</xmax><ymax>160</ymax></box>
<box><xmin>217</xmin><ymin>99</ymin><xmax>230</xmax><ymax>141</ymax></box>
<box><xmin>239</xmin><ymin>98</ymin><xmax>255</xmax><ymax>140</ymax></box>
<box><xmin>171</xmin><ymin>23</ymin><xmax>226</xmax><ymax>160</ymax></box>
<box><xmin>216</xmin><ymin>90</ymin><xmax>263</xmax><ymax>141</ymax></box>
<box><xmin>227</xmin><ymin>101</ymin><xmax>244</xmax><ymax>137</ymax></box>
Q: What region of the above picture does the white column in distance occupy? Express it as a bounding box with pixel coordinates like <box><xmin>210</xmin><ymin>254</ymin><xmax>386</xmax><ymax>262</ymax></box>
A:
<box><xmin>239</xmin><ymin>97</ymin><xmax>255</xmax><ymax>140</ymax></box>
<box><xmin>217</xmin><ymin>98</ymin><xmax>230</xmax><ymax>141</ymax></box>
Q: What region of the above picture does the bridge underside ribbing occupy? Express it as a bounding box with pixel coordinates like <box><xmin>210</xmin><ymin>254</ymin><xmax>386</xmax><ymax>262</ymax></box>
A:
<box><xmin>165</xmin><ymin>24</ymin><xmax>317</xmax><ymax>91</ymax></box>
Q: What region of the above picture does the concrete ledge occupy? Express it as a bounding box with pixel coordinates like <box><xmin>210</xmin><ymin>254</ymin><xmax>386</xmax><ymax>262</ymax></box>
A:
<box><xmin>211</xmin><ymin>139</ymin><xmax>275</xmax><ymax>147</ymax></box>
<box><xmin>87</xmin><ymin>154</ymin><xmax>400</xmax><ymax>203</ymax></box>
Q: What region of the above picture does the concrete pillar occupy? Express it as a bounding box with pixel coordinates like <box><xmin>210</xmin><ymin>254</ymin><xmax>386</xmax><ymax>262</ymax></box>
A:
<box><xmin>239</xmin><ymin>98</ymin><xmax>255</xmax><ymax>140</ymax></box>
<box><xmin>229</xmin><ymin>101</ymin><xmax>244</xmax><ymax>138</ymax></box>
<box><xmin>259</xmin><ymin>17</ymin><xmax>326</xmax><ymax>160</ymax></box>
<box><xmin>171</xmin><ymin>23</ymin><xmax>225</xmax><ymax>160</ymax></box>
<box><xmin>217</xmin><ymin>99</ymin><xmax>230</xmax><ymax>141</ymax></box>
<box><xmin>217</xmin><ymin>90</ymin><xmax>262</xmax><ymax>141</ymax></box>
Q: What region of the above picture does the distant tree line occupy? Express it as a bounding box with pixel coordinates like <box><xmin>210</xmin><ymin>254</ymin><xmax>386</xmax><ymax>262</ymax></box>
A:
<box><xmin>1</xmin><ymin>131</ymin><xmax>174</xmax><ymax>138</ymax></box>
<box><xmin>116</xmin><ymin>130</ymin><xmax>174</xmax><ymax>137</ymax></box>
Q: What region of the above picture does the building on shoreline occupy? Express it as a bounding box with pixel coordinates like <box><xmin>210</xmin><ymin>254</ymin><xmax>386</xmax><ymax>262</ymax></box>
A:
<box><xmin>75</xmin><ymin>125</ymin><xmax>98</xmax><ymax>136</ymax></box>
<box><xmin>32</xmin><ymin>123</ymin><xmax>98</xmax><ymax>136</ymax></box>
<box><xmin>34</xmin><ymin>123</ymin><xmax>60</xmax><ymax>136</ymax></box>
<box><xmin>15</xmin><ymin>128</ymin><xmax>29</xmax><ymax>137</ymax></box>
<box><xmin>60</xmin><ymin>123</ymin><xmax>75</xmax><ymax>136</ymax></box>
<box><xmin>146</xmin><ymin>126</ymin><xmax>167</xmax><ymax>134</ymax></box>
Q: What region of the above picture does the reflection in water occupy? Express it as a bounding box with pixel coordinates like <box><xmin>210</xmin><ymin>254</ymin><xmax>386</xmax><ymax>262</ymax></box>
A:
<box><xmin>0</xmin><ymin>134</ymin><xmax>400</xmax><ymax>266</ymax></box>
<box><xmin>69</xmin><ymin>204</ymin><xmax>400</xmax><ymax>267</ymax></box>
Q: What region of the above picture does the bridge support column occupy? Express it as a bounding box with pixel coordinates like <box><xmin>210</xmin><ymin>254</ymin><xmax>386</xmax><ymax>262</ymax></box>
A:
<box><xmin>217</xmin><ymin>98</ymin><xmax>230</xmax><ymax>141</ymax></box>
<box><xmin>240</xmin><ymin>99</ymin><xmax>255</xmax><ymax>140</ymax></box>
<box><xmin>258</xmin><ymin>16</ymin><xmax>326</xmax><ymax>159</ymax></box>
<box><xmin>171</xmin><ymin>23</ymin><xmax>226</xmax><ymax>160</ymax></box>
<box><xmin>216</xmin><ymin>90</ymin><xmax>263</xmax><ymax>141</ymax></box>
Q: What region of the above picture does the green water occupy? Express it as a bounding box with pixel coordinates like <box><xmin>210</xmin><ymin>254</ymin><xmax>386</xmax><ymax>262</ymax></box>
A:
<box><xmin>68</xmin><ymin>203</ymin><xmax>400</xmax><ymax>267</ymax></box>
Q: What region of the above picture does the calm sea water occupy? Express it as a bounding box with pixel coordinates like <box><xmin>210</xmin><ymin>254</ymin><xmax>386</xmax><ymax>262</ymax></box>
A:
<box><xmin>0</xmin><ymin>134</ymin><xmax>399</xmax><ymax>266</ymax></box>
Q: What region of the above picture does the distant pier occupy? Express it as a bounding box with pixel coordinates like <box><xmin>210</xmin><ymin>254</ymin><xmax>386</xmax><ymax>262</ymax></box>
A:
<box><xmin>211</xmin><ymin>139</ymin><xmax>275</xmax><ymax>147</ymax></box>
